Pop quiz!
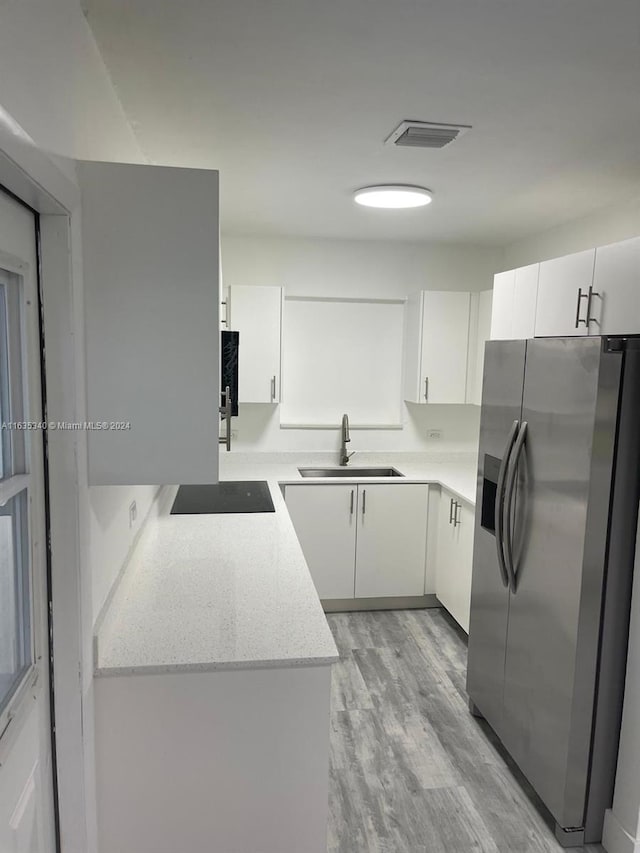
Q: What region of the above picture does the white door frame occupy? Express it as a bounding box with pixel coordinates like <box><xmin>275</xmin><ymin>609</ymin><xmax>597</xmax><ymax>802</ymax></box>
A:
<box><xmin>0</xmin><ymin>128</ymin><xmax>94</xmax><ymax>853</ymax></box>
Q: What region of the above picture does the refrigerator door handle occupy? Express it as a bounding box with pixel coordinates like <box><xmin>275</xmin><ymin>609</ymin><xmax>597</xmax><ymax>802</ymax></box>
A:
<box><xmin>503</xmin><ymin>421</ymin><xmax>528</xmax><ymax>593</ymax></box>
<box><xmin>495</xmin><ymin>419</ymin><xmax>519</xmax><ymax>588</ymax></box>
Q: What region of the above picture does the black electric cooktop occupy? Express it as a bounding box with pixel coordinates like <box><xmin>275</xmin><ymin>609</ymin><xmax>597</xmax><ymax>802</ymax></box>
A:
<box><xmin>170</xmin><ymin>482</ymin><xmax>275</xmax><ymax>515</ymax></box>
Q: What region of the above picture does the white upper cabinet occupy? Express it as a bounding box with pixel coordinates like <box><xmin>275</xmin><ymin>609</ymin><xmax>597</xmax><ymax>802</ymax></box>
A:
<box><xmin>591</xmin><ymin>237</ymin><xmax>640</xmax><ymax>335</ymax></box>
<box><xmin>404</xmin><ymin>291</ymin><xmax>470</xmax><ymax>404</ymax></box>
<box><xmin>534</xmin><ymin>249</ymin><xmax>596</xmax><ymax>337</ymax></box>
<box><xmin>79</xmin><ymin>162</ymin><xmax>220</xmax><ymax>486</ymax></box>
<box><xmin>228</xmin><ymin>285</ymin><xmax>282</xmax><ymax>403</ymax></box>
<box><xmin>490</xmin><ymin>264</ymin><xmax>538</xmax><ymax>340</ymax></box>
<box><xmin>493</xmin><ymin>239</ymin><xmax>640</xmax><ymax>343</ymax></box>
<box><xmin>512</xmin><ymin>264</ymin><xmax>539</xmax><ymax>338</ymax></box>
<box><xmin>467</xmin><ymin>290</ymin><xmax>492</xmax><ymax>406</ymax></box>
<box><xmin>490</xmin><ymin>269</ymin><xmax>515</xmax><ymax>340</ymax></box>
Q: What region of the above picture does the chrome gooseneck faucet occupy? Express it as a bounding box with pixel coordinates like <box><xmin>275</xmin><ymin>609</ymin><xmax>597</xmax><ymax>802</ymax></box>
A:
<box><xmin>340</xmin><ymin>413</ymin><xmax>355</xmax><ymax>466</ymax></box>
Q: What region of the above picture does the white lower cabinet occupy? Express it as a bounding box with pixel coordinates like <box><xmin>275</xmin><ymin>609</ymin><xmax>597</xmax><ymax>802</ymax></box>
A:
<box><xmin>95</xmin><ymin>666</ymin><xmax>332</xmax><ymax>853</ymax></box>
<box><xmin>435</xmin><ymin>489</ymin><xmax>475</xmax><ymax>633</ymax></box>
<box><xmin>285</xmin><ymin>483</ymin><xmax>429</xmax><ymax>601</ymax></box>
<box><xmin>355</xmin><ymin>484</ymin><xmax>429</xmax><ymax>598</ymax></box>
<box><xmin>284</xmin><ymin>484</ymin><xmax>357</xmax><ymax>599</ymax></box>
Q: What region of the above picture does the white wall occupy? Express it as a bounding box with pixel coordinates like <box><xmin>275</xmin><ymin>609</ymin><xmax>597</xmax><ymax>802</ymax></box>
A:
<box><xmin>222</xmin><ymin>235</ymin><xmax>500</xmax><ymax>454</ymax></box>
<box><xmin>0</xmin><ymin>0</ymin><xmax>143</xmax><ymax>163</ymax></box>
<box><xmin>90</xmin><ymin>486</ymin><xmax>158</xmax><ymax>622</ymax></box>
<box><xmin>502</xmin><ymin>193</ymin><xmax>640</xmax><ymax>269</ymax></box>
<box><xmin>231</xmin><ymin>403</ymin><xmax>480</xmax><ymax>455</ymax></box>
<box><xmin>223</xmin><ymin>234</ymin><xmax>501</xmax><ymax>298</ymax></box>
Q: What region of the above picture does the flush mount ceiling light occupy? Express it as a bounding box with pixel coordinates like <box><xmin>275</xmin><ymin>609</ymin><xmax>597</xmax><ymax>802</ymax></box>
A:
<box><xmin>353</xmin><ymin>185</ymin><xmax>433</xmax><ymax>209</ymax></box>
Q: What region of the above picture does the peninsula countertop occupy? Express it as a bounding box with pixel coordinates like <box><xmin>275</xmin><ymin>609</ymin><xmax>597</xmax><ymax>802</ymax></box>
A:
<box><xmin>94</xmin><ymin>452</ymin><xmax>478</xmax><ymax>678</ymax></box>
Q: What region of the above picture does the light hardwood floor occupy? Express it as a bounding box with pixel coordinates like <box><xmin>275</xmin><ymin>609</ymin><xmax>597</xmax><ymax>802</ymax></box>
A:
<box><xmin>326</xmin><ymin>608</ymin><xmax>606</xmax><ymax>853</ymax></box>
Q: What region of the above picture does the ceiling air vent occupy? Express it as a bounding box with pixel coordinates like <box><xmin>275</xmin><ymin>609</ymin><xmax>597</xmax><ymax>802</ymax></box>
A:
<box><xmin>385</xmin><ymin>120</ymin><xmax>471</xmax><ymax>149</ymax></box>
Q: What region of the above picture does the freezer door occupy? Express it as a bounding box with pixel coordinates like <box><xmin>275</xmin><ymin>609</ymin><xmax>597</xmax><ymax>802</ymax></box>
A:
<box><xmin>467</xmin><ymin>340</ymin><xmax>526</xmax><ymax>732</ymax></box>
<box><xmin>501</xmin><ymin>337</ymin><xmax>621</xmax><ymax>831</ymax></box>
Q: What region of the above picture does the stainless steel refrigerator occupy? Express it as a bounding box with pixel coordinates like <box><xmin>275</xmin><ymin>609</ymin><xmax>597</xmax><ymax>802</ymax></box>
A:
<box><xmin>467</xmin><ymin>336</ymin><xmax>640</xmax><ymax>847</ymax></box>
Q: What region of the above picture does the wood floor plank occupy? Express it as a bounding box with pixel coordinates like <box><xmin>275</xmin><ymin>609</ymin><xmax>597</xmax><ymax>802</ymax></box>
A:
<box><xmin>330</xmin><ymin>652</ymin><xmax>374</xmax><ymax>713</ymax></box>
<box><xmin>326</xmin><ymin>609</ymin><xmax>606</xmax><ymax>853</ymax></box>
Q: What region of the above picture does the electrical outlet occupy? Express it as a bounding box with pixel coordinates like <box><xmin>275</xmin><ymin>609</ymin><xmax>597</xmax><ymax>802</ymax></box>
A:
<box><xmin>129</xmin><ymin>500</ymin><xmax>137</xmax><ymax>527</ymax></box>
<box><xmin>427</xmin><ymin>430</ymin><xmax>442</xmax><ymax>440</ymax></box>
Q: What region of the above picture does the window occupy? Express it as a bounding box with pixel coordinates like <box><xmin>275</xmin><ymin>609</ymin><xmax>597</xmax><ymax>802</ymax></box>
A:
<box><xmin>281</xmin><ymin>296</ymin><xmax>405</xmax><ymax>427</ymax></box>
<box><xmin>0</xmin><ymin>267</ymin><xmax>33</xmax><ymax>720</ymax></box>
<box><xmin>0</xmin><ymin>491</ymin><xmax>30</xmax><ymax>715</ymax></box>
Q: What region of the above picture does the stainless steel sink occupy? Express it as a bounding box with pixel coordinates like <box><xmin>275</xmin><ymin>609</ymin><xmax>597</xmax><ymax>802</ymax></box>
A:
<box><xmin>298</xmin><ymin>467</ymin><xmax>404</xmax><ymax>478</ymax></box>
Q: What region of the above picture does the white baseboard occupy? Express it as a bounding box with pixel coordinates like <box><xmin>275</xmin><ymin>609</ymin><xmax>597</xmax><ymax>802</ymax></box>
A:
<box><xmin>603</xmin><ymin>810</ymin><xmax>640</xmax><ymax>853</ymax></box>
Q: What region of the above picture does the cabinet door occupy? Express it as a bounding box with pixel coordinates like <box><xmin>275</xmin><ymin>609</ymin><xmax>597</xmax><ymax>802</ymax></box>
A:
<box><xmin>512</xmin><ymin>263</ymin><xmax>539</xmax><ymax>338</ymax></box>
<box><xmin>468</xmin><ymin>290</ymin><xmax>493</xmax><ymax>405</ymax></box>
<box><xmin>534</xmin><ymin>249</ymin><xmax>595</xmax><ymax>337</ymax></box>
<box><xmin>229</xmin><ymin>285</ymin><xmax>282</xmax><ymax>403</ymax></box>
<box><xmin>402</xmin><ymin>291</ymin><xmax>424</xmax><ymax>403</ymax></box>
<box><xmin>592</xmin><ymin>237</ymin><xmax>640</xmax><ymax>334</ymax></box>
<box><xmin>354</xmin><ymin>484</ymin><xmax>428</xmax><ymax>598</ymax></box>
<box><xmin>285</xmin><ymin>485</ymin><xmax>356</xmax><ymax>599</ymax></box>
<box><xmin>435</xmin><ymin>492</ymin><xmax>474</xmax><ymax>633</ymax></box>
<box><xmin>79</xmin><ymin>162</ymin><xmax>220</xmax><ymax>485</ymax></box>
<box><xmin>490</xmin><ymin>270</ymin><xmax>515</xmax><ymax>340</ymax></box>
<box><xmin>420</xmin><ymin>292</ymin><xmax>470</xmax><ymax>403</ymax></box>
<box><xmin>456</xmin><ymin>501</ymin><xmax>475</xmax><ymax>633</ymax></box>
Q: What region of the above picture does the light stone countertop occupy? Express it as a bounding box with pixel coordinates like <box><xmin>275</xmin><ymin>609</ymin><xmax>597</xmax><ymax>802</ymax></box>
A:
<box><xmin>94</xmin><ymin>451</ymin><xmax>478</xmax><ymax>678</ymax></box>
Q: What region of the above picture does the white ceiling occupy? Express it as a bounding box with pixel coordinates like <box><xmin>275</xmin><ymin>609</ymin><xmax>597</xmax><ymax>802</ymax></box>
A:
<box><xmin>84</xmin><ymin>0</ymin><xmax>640</xmax><ymax>245</ymax></box>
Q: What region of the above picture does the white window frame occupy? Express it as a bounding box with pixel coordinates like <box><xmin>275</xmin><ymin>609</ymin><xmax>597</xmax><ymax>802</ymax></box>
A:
<box><xmin>0</xmin><ymin>258</ymin><xmax>41</xmax><ymax>745</ymax></box>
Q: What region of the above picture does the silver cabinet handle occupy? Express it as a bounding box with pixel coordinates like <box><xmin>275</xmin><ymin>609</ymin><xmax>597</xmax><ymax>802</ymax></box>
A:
<box><xmin>586</xmin><ymin>285</ymin><xmax>601</xmax><ymax>326</ymax></box>
<box><xmin>362</xmin><ymin>489</ymin><xmax>366</xmax><ymax>516</ymax></box>
<box><xmin>350</xmin><ymin>489</ymin><xmax>354</xmax><ymax>516</ymax></box>
<box><xmin>271</xmin><ymin>375</ymin><xmax>276</xmax><ymax>401</ymax></box>
<box><xmin>575</xmin><ymin>287</ymin><xmax>589</xmax><ymax>328</ymax></box>
<box><xmin>495</xmin><ymin>420</ymin><xmax>519</xmax><ymax>588</ymax></box>
<box><xmin>218</xmin><ymin>385</ymin><xmax>232</xmax><ymax>451</ymax></box>
<box><xmin>449</xmin><ymin>497</ymin><xmax>455</xmax><ymax>524</ymax></box>
<box><xmin>454</xmin><ymin>501</ymin><xmax>462</xmax><ymax>527</ymax></box>
<box><xmin>504</xmin><ymin>421</ymin><xmax>528</xmax><ymax>593</ymax></box>
<box><xmin>424</xmin><ymin>377</ymin><xmax>429</xmax><ymax>402</ymax></box>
